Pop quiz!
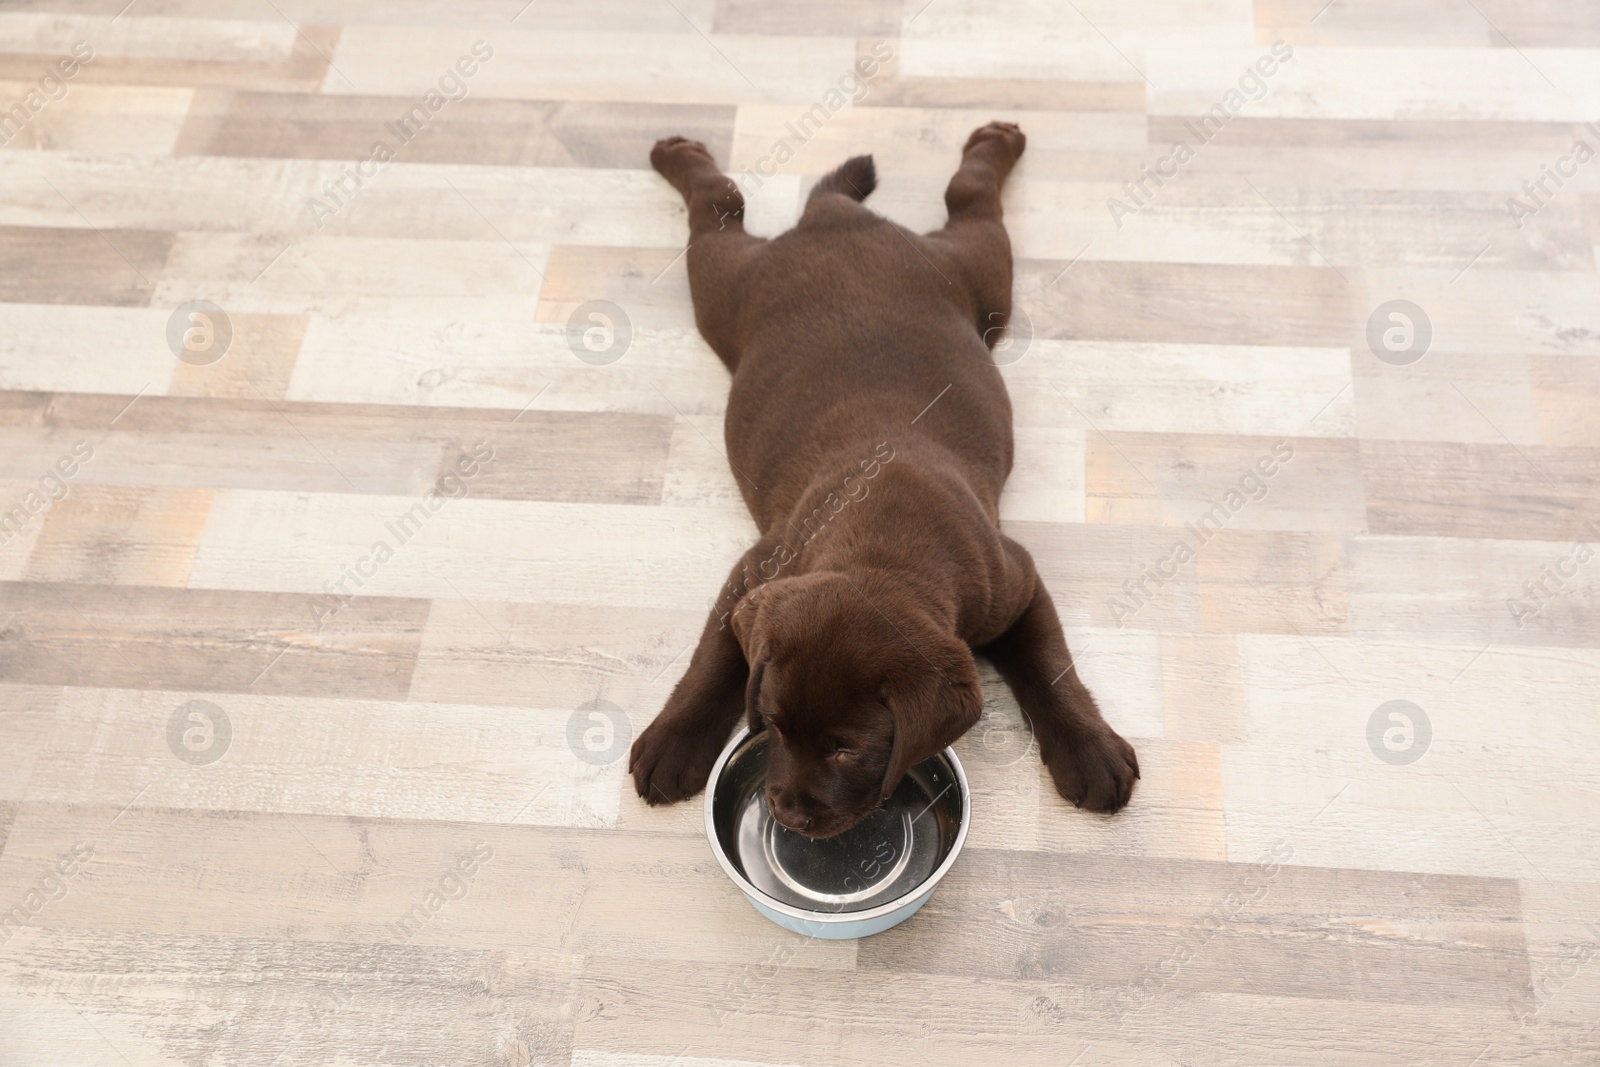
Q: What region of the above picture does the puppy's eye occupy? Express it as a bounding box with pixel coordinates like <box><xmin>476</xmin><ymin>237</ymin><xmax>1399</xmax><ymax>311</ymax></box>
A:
<box><xmin>828</xmin><ymin>743</ymin><xmax>858</xmax><ymax>762</ymax></box>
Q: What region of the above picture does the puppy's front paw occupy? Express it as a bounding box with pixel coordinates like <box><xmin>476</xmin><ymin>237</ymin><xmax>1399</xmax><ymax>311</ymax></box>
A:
<box><xmin>628</xmin><ymin>715</ymin><xmax>725</xmax><ymax>806</ymax></box>
<box><xmin>1042</xmin><ymin>728</ymin><xmax>1139</xmax><ymax>814</ymax></box>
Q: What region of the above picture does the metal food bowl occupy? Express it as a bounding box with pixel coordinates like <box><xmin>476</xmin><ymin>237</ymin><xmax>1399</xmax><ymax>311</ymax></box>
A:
<box><xmin>704</xmin><ymin>726</ymin><xmax>971</xmax><ymax>939</ymax></box>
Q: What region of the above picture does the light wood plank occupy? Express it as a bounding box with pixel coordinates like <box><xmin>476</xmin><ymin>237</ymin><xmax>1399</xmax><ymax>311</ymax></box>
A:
<box><xmin>0</xmin><ymin>580</ymin><xmax>429</xmax><ymax>698</ymax></box>
<box><xmin>0</xmin><ymin>152</ymin><xmax>691</xmax><ymax>246</ymax></box>
<box><xmin>0</xmin><ymin>82</ymin><xmax>190</xmax><ymax>154</ymax></box>
<box><xmin>27</xmin><ymin>687</ymin><xmax>625</xmax><ymax>828</ymax></box>
<box><xmin>1148</xmin><ymin>45</ymin><xmax>1600</xmax><ymax>123</ymax></box>
<box><xmin>24</xmin><ymin>484</ymin><xmax>213</xmax><ymax>586</ymax></box>
<box><xmin>326</xmin><ymin>27</ymin><xmax>861</xmax><ymax>105</ymax></box>
<box><xmin>1015</xmin><ymin>258</ymin><xmax>1356</xmax><ymax>346</ymax></box>
<box><xmin>151</xmin><ymin>232</ymin><xmax>549</xmax><ymax>321</ymax></box>
<box><xmin>186</xmin><ymin>489</ymin><xmax>753</xmax><ymax>608</ymax></box>
<box><xmin>1086</xmin><ymin>431</ymin><xmax>1365</xmax><ymax>532</ymax></box>
<box><xmin>1224</xmin><ymin>634</ymin><xmax>1600</xmax><ymax>881</ymax></box>
<box><xmin>900</xmin><ymin>0</ymin><xmax>1252</xmax><ymax>82</ymax></box>
<box><xmin>1347</xmin><ymin>534</ymin><xmax>1600</xmax><ymax>648</ymax></box>
<box><xmin>0</xmin><ymin>224</ymin><xmax>170</xmax><ymax>306</ymax></box>
<box><xmin>176</xmin><ymin>90</ymin><xmax>738</xmax><ymax>170</ymax></box>
<box><xmin>0</xmin><ymin>305</ymin><xmax>177</xmax><ymax>396</ymax></box>
<box><xmin>0</xmin><ymin>13</ymin><xmax>299</xmax><ymax>63</ymax></box>
<box><xmin>1361</xmin><ymin>439</ymin><xmax>1600</xmax><ymax>542</ymax></box>
<box><xmin>1003</xmin><ymin>340</ymin><xmax>1356</xmax><ymax>437</ymax></box>
<box><xmin>0</xmin><ymin>684</ymin><xmax>61</xmax><ymax>804</ymax></box>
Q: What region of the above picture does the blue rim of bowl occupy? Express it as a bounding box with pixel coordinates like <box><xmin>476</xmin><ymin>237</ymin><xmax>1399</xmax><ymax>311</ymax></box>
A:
<box><xmin>702</xmin><ymin>725</ymin><xmax>973</xmax><ymax>927</ymax></box>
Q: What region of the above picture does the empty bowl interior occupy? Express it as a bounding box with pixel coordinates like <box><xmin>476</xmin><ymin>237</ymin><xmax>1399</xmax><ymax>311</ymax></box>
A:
<box><xmin>708</xmin><ymin>730</ymin><xmax>965</xmax><ymax>916</ymax></box>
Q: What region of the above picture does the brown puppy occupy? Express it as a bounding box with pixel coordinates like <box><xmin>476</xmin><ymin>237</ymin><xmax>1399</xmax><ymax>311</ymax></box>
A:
<box><xmin>629</xmin><ymin>122</ymin><xmax>1138</xmax><ymax>838</ymax></box>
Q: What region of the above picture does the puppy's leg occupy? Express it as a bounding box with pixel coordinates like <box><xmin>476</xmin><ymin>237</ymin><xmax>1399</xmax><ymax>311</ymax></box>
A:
<box><xmin>922</xmin><ymin>121</ymin><xmax>1027</xmax><ymax>343</ymax></box>
<box><xmin>650</xmin><ymin>136</ymin><xmax>765</xmax><ymax>369</ymax></box>
<box><xmin>980</xmin><ymin>538</ymin><xmax>1140</xmax><ymax>813</ymax></box>
<box><xmin>628</xmin><ymin>562</ymin><xmax>753</xmax><ymax>805</ymax></box>
<box><xmin>944</xmin><ymin>120</ymin><xmax>1026</xmax><ymax>221</ymax></box>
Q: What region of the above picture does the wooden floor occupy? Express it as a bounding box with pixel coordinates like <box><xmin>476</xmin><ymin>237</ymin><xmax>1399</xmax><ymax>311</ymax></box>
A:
<box><xmin>2</xmin><ymin>1</ymin><xmax>1599</xmax><ymax>1064</ymax></box>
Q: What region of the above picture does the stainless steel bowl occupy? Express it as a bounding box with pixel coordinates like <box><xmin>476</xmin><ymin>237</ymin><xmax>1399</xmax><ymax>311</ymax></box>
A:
<box><xmin>704</xmin><ymin>727</ymin><xmax>971</xmax><ymax>939</ymax></box>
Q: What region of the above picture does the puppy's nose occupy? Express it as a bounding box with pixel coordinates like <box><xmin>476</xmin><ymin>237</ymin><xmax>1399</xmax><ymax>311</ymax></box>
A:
<box><xmin>768</xmin><ymin>794</ymin><xmax>813</xmax><ymax>831</ymax></box>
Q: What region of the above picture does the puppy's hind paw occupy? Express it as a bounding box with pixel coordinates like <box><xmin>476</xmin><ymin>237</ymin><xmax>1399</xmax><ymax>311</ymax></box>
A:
<box><xmin>962</xmin><ymin>121</ymin><xmax>1027</xmax><ymax>168</ymax></box>
<box><xmin>650</xmin><ymin>135</ymin><xmax>716</xmax><ymax>180</ymax></box>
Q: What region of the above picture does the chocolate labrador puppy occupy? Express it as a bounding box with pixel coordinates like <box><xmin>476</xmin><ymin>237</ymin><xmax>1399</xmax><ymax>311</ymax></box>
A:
<box><xmin>629</xmin><ymin>122</ymin><xmax>1138</xmax><ymax>838</ymax></box>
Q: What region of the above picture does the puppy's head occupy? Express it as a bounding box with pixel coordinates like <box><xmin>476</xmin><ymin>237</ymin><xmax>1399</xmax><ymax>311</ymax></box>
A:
<box><xmin>730</xmin><ymin>572</ymin><xmax>981</xmax><ymax>839</ymax></box>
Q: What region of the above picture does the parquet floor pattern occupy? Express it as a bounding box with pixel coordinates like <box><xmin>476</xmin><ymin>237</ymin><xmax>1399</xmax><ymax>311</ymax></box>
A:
<box><xmin>2</xmin><ymin>1</ymin><xmax>1599</xmax><ymax>1064</ymax></box>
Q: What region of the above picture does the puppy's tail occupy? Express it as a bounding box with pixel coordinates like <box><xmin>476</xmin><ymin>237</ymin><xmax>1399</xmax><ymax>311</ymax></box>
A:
<box><xmin>806</xmin><ymin>154</ymin><xmax>876</xmax><ymax>205</ymax></box>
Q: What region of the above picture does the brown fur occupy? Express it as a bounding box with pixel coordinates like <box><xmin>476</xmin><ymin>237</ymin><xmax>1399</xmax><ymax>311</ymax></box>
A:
<box><xmin>628</xmin><ymin>123</ymin><xmax>1139</xmax><ymax>838</ymax></box>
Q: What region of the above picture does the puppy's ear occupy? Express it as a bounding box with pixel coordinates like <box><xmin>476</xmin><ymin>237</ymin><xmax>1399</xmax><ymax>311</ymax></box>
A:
<box><xmin>728</xmin><ymin>582</ymin><xmax>767</xmax><ymax>659</ymax></box>
<box><xmin>743</xmin><ymin>658</ymin><xmax>767</xmax><ymax>735</ymax></box>
<box><xmin>728</xmin><ymin>585</ymin><xmax>772</xmax><ymax>735</ymax></box>
<box><xmin>879</xmin><ymin>632</ymin><xmax>983</xmax><ymax>802</ymax></box>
